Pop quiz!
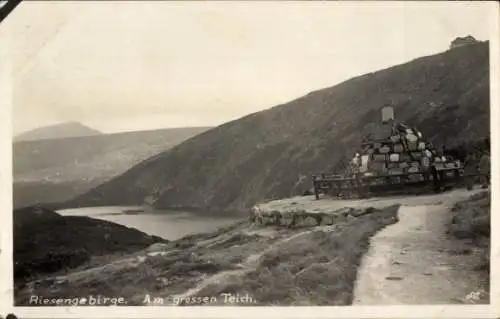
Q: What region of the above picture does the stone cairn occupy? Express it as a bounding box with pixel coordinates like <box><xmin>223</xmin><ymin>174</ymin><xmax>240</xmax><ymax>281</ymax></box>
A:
<box><xmin>357</xmin><ymin>121</ymin><xmax>460</xmax><ymax>182</ymax></box>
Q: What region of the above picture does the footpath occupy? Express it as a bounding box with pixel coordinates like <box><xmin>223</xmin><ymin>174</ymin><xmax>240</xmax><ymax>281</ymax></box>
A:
<box><xmin>352</xmin><ymin>189</ymin><xmax>488</xmax><ymax>304</ymax></box>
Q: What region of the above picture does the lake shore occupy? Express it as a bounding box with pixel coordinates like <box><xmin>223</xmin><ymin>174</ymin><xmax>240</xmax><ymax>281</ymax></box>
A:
<box><xmin>57</xmin><ymin>206</ymin><xmax>245</xmax><ymax>240</ymax></box>
<box><xmin>14</xmin><ymin>202</ymin><xmax>400</xmax><ymax>306</ymax></box>
<box><xmin>14</xmin><ymin>189</ymin><xmax>489</xmax><ymax>306</ymax></box>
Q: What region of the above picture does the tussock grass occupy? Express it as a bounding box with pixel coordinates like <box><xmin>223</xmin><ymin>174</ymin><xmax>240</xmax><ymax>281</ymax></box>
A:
<box><xmin>193</xmin><ymin>205</ymin><xmax>399</xmax><ymax>305</ymax></box>
<box><xmin>447</xmin><ymin>191</ymin><xmax>490</xmax><ymax>275</ymax></box>
<box><xmin>449</xmin><ymin>191</ymin><xmax>490</xmax><ymax>240</ymax></box>
<box><xmin>16</xmin><ymin>206</ymin><xmax>400</xmax><ymax>306</ymax></box>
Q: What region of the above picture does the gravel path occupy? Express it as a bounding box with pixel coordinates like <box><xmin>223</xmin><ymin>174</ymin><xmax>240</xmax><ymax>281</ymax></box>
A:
<box><xmin>352</xmin><ymin>189</ymin><xmax>488</xmax><ymax>304</ymax></box>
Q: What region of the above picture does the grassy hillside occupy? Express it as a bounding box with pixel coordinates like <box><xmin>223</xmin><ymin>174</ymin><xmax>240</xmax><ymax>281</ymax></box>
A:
<box><xmin>14</xmin><ymin>122</ymin><xmax>102</xmax><ymax>142</ymax></box>
<box><xmin>14</xmin><ymin>206</ymin><xmax>167</xmax><ymax>282</ymax></box>
<box><xmin>15</xmin><ymin>204</ymin><xmax>399</xmax><ymax>306</ymax></box>
<box><xmin>446</xmin><ymin>191</ymin><xmax>490</xmax><ymax>303</ymax></box>
<box><xmin>448</xmin><ymin>191</ymin><xmax>490</xmax><ymax>271</ymax></box>
<box><xmin>13</xmin><ymin>181</ymin><xmax>103</xmax><ymax>209</ymax></box>
<box><xmin>65</xmin><ymin>42</ymin><xmax>490</xmax><ymax>212</ymax></box>
<box><xmin>14</xmin><ymin>127</ymin><xmax>211</xmax><ymax>182</ymax></box>
<box><xmin>13</xmin><ymin>127</ymin><xmax>210</xmax><ymax>208</ymax></box>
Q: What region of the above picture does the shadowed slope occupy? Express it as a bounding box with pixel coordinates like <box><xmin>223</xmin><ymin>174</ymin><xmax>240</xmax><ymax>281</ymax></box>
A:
<box><xmin>13</xmin><ymin>127</ymin><xmax>210</xmax><ymax>208</ymax></box>
<box><xmin>66</xmin><ymin>42</ymin><xmax>490</xmax><ymax>212</ymax></box>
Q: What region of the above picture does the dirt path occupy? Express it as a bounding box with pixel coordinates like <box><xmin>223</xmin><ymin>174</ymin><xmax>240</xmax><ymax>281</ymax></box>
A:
<box><xmin>352</xmin><ymin>189</ymin><xmax>487</xmax><ymax>305</ymax></box>
<box><xmin>172</xmin><ymin>189</ymin><xmax>486</xmax><ymax>305</ymax></box>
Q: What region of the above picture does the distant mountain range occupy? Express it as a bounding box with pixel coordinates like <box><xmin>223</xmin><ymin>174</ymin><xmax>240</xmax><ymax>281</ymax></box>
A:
<box><xmin>62</xmin><ymin>42</ymin><xmax>490</xmax><ymax>213</ymax></box>
<box><xmin>14</xmin><ymin>122</ymin><xmax>103</xmax><ymax>142</ymax></box>
<box><xmin>13</xmin><ymin>126</ymin><xmax>210</xmax><ymax>208</ymax></box>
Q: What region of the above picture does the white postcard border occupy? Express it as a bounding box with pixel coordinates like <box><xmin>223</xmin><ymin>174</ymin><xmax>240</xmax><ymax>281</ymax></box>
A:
<box><xmin>1</xmin><ymin>1</ymin><xmax>499</xmax><ymax>318</ymax></box>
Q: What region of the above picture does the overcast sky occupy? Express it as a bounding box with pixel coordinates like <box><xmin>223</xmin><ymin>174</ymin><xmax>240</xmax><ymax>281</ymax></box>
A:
<box><xmin>1</xmin><ymin>1</ymin><xmax>495</xmax><ymax>134</ymax></box>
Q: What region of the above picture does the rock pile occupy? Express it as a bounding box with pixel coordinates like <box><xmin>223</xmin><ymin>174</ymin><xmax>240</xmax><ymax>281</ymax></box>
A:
<box><xmin>357</xmin><ymin>120</ymin><xmax>461</xmax><ymax>182</ymax></box>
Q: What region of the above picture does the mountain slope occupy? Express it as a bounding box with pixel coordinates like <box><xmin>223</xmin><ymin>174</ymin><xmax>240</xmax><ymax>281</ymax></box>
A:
<box><xmin>14</xmin><ymin>122</ymin><xmax>102</xmax><ymax>142</ymax></box>
<box><xmin>13</xmin><ymin>127</ymin><xmax>210</xmax><ymax>208</ymax></box>
<box><xmin>66</xmin><ymin>42</ymin><xmax>490</xmax><ymax>212</ymax></box>
<box><xmin>14</xmin><ymin>127</ymin><xmax>211</xmax><ymax>183</ymax></box>
<box><xmin>13</xmin><ymin>205</ymin><xmax>166</xmax><ymax>281</ymax></box>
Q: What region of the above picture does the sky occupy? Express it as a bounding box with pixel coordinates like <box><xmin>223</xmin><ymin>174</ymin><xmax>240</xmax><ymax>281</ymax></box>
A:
<box><xmin>1</xmin><ymin>1</ymin><xmax>496</xmax><ymax>134</ymax></box>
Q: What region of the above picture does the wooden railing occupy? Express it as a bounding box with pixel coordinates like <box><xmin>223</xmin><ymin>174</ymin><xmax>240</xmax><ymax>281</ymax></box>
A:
<box><xmin>311</xmin><ymin>165</ymin><xmax>471</xmax><ymax>200</ymax></box>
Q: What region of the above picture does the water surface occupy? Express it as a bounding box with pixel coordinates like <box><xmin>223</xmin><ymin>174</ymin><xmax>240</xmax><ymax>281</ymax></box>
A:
<box><xmin>57</xmin><ymin>206</ymin><xmax>243</xmax><ymax>240</ymax></box>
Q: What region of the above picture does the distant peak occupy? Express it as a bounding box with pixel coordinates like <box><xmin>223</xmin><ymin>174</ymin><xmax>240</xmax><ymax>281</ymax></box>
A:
<box><xmin>51</xmin><ymin>121</ymin><xmax>99</xmax><ymax>130</ymax></box>
<box><xmin>14</xmin><ymin>122</ymin><xmax>102</xmax><ymax>142</ymax></box>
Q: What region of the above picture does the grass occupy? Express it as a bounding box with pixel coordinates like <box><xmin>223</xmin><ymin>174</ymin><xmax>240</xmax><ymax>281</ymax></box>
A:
<box><xmin>448</xmin><ymin>191</ymin><xmax>490</xmax><ymax>240</ymax></box>
<box><xmin>15</xmin><ymin>246</ymin><xmax>239</xmax><ymax>306</ymax></box>
<box><xmin>446</xmin><ymin>190</ymin><xmax>490</xmax><ymax>301</ymax></box>
<box><xmin>14</xmin><ymin>222</ymin><xmax>255</xmax><ymax>306</ymax></box>
<box><xmin>15</xmin><ymin>206</ymin><xmax>399</xmax><ymax>306</ymax></box>
<box><xmin>191</xmin><ymin>205</ymin><xmax>399</xmax><ymax>306</ymax></box>
<box><xmin>13</xmin><ymin>206</ymin><xmax>166</xmax><ymax>284</ymax></box>
<box><xmin>447</xmin><ymin>191</ymin><xmax>490</xmax><ymax>270</ymax></box>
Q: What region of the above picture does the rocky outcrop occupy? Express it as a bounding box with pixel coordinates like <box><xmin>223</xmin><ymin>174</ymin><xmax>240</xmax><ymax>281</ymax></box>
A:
<box><xmin>250</xmin><ymin>202</ymin><xmax>399</xmax><ymax>228</ymax></box>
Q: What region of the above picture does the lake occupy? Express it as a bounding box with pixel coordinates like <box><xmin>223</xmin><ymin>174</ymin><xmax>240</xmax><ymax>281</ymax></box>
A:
<box><xmin>57</xmin><ymin>206</ymin><xmax>244</xmax><ymax>240</ymax></box>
